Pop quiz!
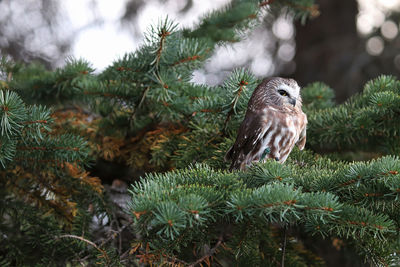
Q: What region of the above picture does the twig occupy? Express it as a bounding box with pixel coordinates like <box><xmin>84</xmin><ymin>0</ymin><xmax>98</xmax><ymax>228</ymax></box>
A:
<box><xmin>7</xmin><ymin>71</ymin><xmax>12</xmax><ymax>82</ymax></box>
<box><xmin>119</xmin><ymin>227</ymin><xmax>123</xmax><ymax>255</ymax></box>
<box><xmin>281</xmin><ymin>225</ymin><xmax>287</xmax><ymax>267</ymax></box>
<box><xmin>223</xmin><ymin>81</ymin><xmax>247</xmax><ymax>134</ymax></box>
<box><xmin>119</xmin><ymin>248</ymin><xmax>131</xmax><ymax>262</ymax></box>
<box><xmin>163</xmin><ymin>255</ymin><xmax>189</xmax><ymax>266</ymax></box>
<box><xmin>130</xmin><ymin>86</ymin><xmax>150</xmax><ymax>124</ymax></box>
<box><xmin>154</xmin><ymin>30</ymin><xmax>170</xmax><ymax>69</ymax></box>
<box><xmin>188</xmin><ymin>235</ymin><xmax>224</xmax><ymax>267</ymax></box>
<box><xmin>101</xmin><ymin>219</ymin><xmax>134</xmax><ymax>247</ymax></box>
<box><xmin>57</xmin><ymin>234</ymin><xmax>111</xmax><ymax>266</ymax></box>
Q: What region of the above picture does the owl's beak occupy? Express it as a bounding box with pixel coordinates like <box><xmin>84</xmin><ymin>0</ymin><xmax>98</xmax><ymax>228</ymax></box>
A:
<box><xmin>289</xmin><ymin>98</ymin><xmax>296</xmax><ymax>106</ymax></box>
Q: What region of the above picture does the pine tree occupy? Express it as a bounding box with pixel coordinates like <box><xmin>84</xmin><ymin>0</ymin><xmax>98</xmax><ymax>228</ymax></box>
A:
<box><xmin>1</xmin><ymin>0</ymin><xmax>399</xmax><ymax>266</ymax></box>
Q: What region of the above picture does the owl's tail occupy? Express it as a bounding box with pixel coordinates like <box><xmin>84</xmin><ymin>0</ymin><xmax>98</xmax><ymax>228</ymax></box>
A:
<box><xmin>225</xmin><ymin>146</ymin><xmax>244</xmax><ymax>171</ymax></box>
<box><xmin>224</xmin><ymin>146</ymin><xmax>233</xmax><ymax>162</ymax></box>
<box><xmin>224</xmin><ymin>146</ymin><xmax>236</xmax><ymax>171</ymax></box>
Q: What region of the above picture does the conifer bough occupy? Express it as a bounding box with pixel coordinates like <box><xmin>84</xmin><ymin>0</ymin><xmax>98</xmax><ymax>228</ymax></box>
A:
<box><xmin>2</xmin><ymin>0</ymin><xmax>400</xmax><ymax>266</ymax></box>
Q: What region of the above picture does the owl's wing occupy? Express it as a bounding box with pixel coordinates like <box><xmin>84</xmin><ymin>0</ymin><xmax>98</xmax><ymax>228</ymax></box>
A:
<box><xmin>225</xmin><ymin>110</ymin><xmax>269</xmax><ymax>170</ymax></box>
<box><xmin>295</xmin><ymin>113</ymin><xmax>307</xmax><ymax>150</ymax></box>
<box><xmin>296</xmin><ymin>126</ymin><xmax>306</xmax><ymax>150</ymax></box>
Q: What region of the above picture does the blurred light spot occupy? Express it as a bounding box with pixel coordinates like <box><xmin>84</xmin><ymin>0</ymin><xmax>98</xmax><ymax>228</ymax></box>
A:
<box><xmin>74</xmin><ymin>25</ymin><xmax>136</xmax><ymax>70</ymax></box>
<box><xmin>366</xmin><ymin>36</ymin><xmax>384</xmax><ymax>56</ymax></box>
<box><xmin>381</xmin><ymin>20</ymin><xmax>398</xmax><ymax>39</ymax></box>
<box><xmin>191</xmin><ymin>70</ymin><xmax>206</xmax><ymax>84</ymax></box>
<box><xmin>372</xmin><ymin>10</ymin><xmax>386</xmax><ymax>27</ymax></box>
<box><xmin>0</xmin><ymin>3</ymin><xmax>10</xmax><ymax>20</ymax></box>
<box><xmin>251</xmin><ymin>56</ymin><xmax>273</xmax><ymax>76</ymax></box>
<box><xmin>272</xmin><ymin>17</ymin><xmax>294</xmax><ymax>40</ymax></box>
<box><xmin>63</xmin><ymin>1</ymin><xmax>95</xmax><ymax>29</ymax></box>
<box><xmin>0</xmin><ymin>36</ymin><xmax>8</xmax><ymax>46</ymax></box>
<box><xmin>138</xmin><ymin>0</ymin><xmax>230</xmax><ymax>33</ymax></box>
<box><xmin>166</xmin><ymin>0</ymin><xmax>190</xmax><ymax>12</ymax></box>
<box><xmin>96</xmin><ymin>1</ymin><xmax>126</xmax><ymax>21</ymax></box>
<box><xmin>228</xmin><ymin>45</ymin><xmax>248</xmax><ymax>66</ymax></box>
<box><xmin>203</xmin><ymin>73</ymin><xmax>220</xmax><ymax>86</ymax></box>
<box><xmin>379</xmin><ymin>0</ymin><xmax>399</xmax><ymax>8</ymax></box>
<box><xmin>278</xmin><ymin>43</ymin><xmax>295</xmax><ymax>62</ymax></box>
<box><xmin>357</xmin><ymin>13</ymin><xmax>374</xmax><ymax>35</ymax></box>
<box><xmin>394</xmin><ymin>54</ymin><xmax>400</xmax><ymax>71</ymax></box>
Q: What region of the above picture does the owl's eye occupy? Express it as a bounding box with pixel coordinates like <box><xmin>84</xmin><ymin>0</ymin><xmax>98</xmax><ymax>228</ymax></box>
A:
<box><xmin>278</xmin><ymin>89</ymin><xmax>289</xmax><ymax>97</ymax></box>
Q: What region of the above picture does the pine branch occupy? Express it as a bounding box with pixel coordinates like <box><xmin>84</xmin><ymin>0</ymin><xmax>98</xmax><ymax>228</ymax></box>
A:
<box><xmin>147</xmin><ymin>17</ymin><xmax>178</xmax><ymax>70</ymax></box>
<box><xmin>223</xmin><ymin>80</ymin><xmax>248</xmax><ymax>132</ymax></box>
<box><xmin>188</xmin><ymin>235</ymin><xmax>224</xmax><ymax>267</ymax></box>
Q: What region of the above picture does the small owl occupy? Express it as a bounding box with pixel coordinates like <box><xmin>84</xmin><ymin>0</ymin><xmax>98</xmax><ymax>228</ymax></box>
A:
<box><xmin>225</xmin><ymin>77</ymin><xmax>307</xmax><ymax>171</ymax></box>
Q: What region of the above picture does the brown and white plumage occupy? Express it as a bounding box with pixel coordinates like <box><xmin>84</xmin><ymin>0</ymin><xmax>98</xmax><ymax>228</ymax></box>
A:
<box><xmin>225</xmin><ymin>77</ymin><xmax>307</xmax><ymax>171</ymax></box>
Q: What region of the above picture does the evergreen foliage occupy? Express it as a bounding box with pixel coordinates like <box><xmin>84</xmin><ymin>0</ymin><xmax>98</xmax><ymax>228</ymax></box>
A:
<box><xmin>128</xmin><ymin>154</ymin><xmax>400</xmax><ymax>265</ymax></box>
<box><xmin>1</xmin><ymin>0</ymin><xmax>399</xmax><ymax>266</ymax></box>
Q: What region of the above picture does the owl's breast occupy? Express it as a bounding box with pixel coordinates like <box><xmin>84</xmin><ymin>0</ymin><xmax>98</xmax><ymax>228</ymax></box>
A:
<box><xmin>259</xmin><ymin>108</ymin><xmax>301</xmax><ymax>163</ymax></box>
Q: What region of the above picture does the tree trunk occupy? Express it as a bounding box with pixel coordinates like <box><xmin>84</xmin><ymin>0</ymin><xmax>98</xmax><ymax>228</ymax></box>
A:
<box><xmin>294</xmin><ymin>0</ymin><xmax>365</xmax><ymax>102</ymax></box>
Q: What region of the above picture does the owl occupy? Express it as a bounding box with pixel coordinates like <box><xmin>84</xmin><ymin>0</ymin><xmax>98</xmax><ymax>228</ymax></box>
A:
<box><xmin>225</xmin><ymin>77</ymin><xmax>307</xmax><ymax>171</ymax></box>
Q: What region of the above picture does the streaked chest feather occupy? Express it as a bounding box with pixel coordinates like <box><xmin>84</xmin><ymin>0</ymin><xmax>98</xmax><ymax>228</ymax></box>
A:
<box><xmin>258</xmin><ymin>109</ymin><xmax>305</xmax><ymax>159</ymax></box>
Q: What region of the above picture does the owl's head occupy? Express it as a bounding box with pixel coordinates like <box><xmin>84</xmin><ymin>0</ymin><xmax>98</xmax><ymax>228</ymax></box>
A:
<box><xmin>249</xmin><ymin>77</ymin><xmax>302</xmax><ymax>111</ymax></box>
<box><xmin>273</xmin><ymin>78</ymin><xmax>300</xmax><ymax>108</ymax></box>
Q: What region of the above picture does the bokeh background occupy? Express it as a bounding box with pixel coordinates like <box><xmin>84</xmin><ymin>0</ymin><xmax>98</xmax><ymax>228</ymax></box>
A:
<box><xmin>1</xmin><ymin>0</ymin><xmax>399</xmax><ymax>102</ymax></box>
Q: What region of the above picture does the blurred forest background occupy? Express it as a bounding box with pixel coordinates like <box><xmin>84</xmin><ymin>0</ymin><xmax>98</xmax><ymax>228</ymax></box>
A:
<box><xmin>1</xmin><ymin>0</ymin><xmax>400</xmax><ymax>102</ymax></box>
